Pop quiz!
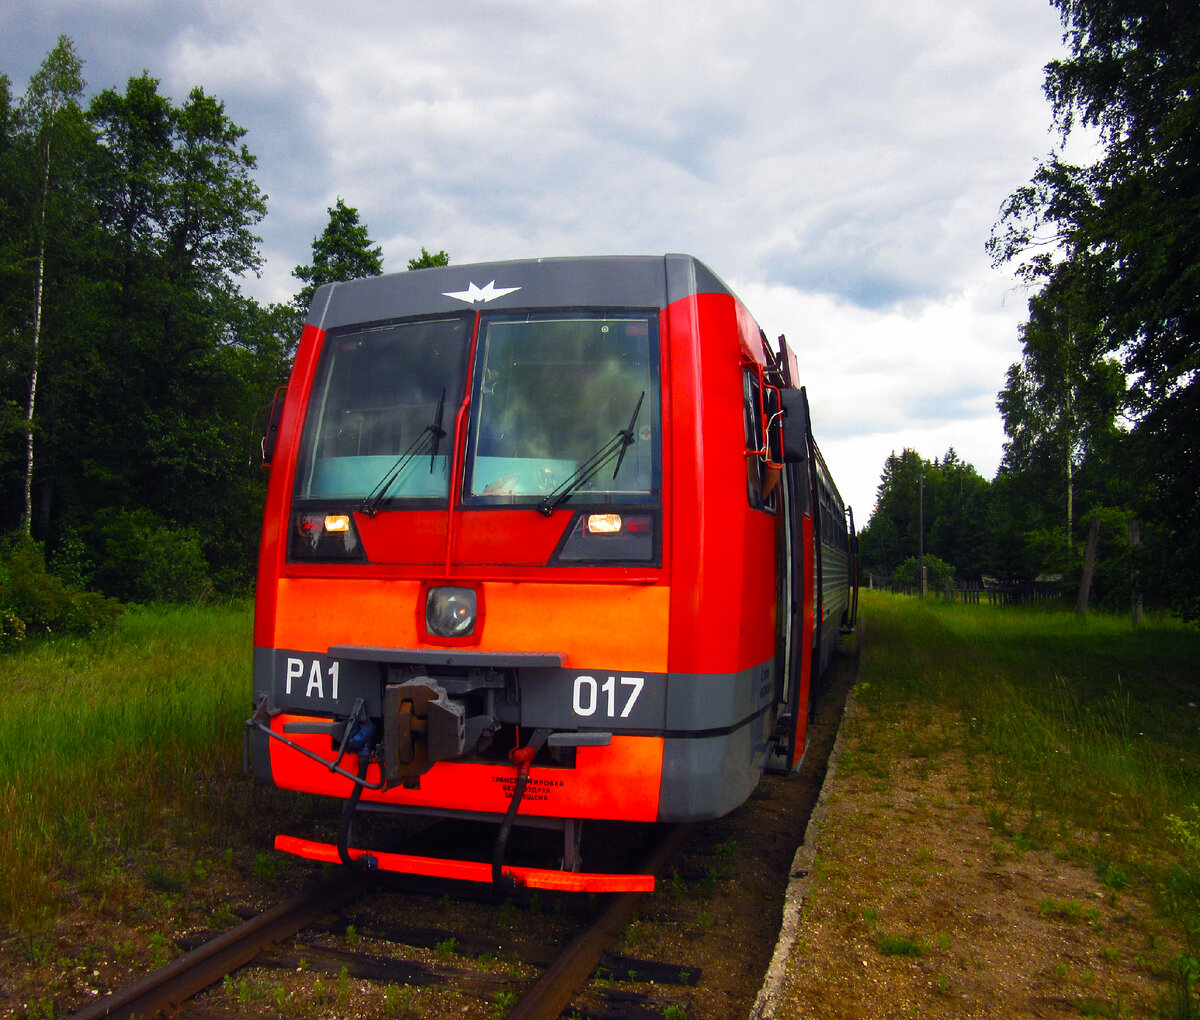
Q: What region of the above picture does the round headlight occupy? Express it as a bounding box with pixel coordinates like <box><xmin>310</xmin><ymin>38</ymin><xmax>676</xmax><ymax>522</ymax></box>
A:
<box><xmin>426</xmin><ymin>587</ymin><xmax>477</xmax><ymax>637</ymax></box>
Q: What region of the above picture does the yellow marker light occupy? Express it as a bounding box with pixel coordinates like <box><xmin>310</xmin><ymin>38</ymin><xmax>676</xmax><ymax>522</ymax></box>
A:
<box><xmin>324</xmin><ymin>514</ymin><xmax>351</xmax><ymax>533</ymax></box>
<box><xmin>587</xmin><ymin>513</ymin><xmax>623</xmax><ymax>534</ymax></box>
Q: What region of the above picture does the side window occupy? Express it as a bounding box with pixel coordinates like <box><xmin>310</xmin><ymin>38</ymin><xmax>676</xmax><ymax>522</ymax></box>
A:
<box><xmin>743</xmin><ymin>367</ymin><xmax>778</xmax><ymax>513</ymax></box>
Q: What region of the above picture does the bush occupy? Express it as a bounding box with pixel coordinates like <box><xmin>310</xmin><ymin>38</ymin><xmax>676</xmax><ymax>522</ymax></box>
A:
<box><xmin>894</xmin><ymin>554</ymin><xmax>956</xmax><ymax>593</ymax></box>
<box><xmin>87</xmin><ymin>509</ymin><xmax>212</xmax><ymax>603</ymax></box>
<box><xmin>0</xmin><ymin>537</ymin><xmax>123</xmax><ymax>642</ymax></box>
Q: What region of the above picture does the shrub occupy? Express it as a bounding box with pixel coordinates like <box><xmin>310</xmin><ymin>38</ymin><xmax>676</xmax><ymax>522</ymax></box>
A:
<box><xmin>0</xmin><ymin>536</ymin><xmax>123</xmax><ymax>640</ymax></box>
<box><xmin>87</xmin><ymin>509</ymin><xmax>212</xmax><ymax>603</ymax></box>
<box><xmin>894</xmin><ymin>554</ymin><xmax>956</xmax><ymax>593</ymax></box>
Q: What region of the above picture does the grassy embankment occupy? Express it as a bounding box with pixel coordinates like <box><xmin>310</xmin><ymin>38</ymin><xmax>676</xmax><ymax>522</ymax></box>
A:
<box><xmin>848</xmin><ymin>589</ymin><xmax>1200</xmax><ymax>1003</ymax></box>
<box><xmin>0</xmin><ymin>602</ymin><xmax>260</xmax><ymax>929</ymax></box>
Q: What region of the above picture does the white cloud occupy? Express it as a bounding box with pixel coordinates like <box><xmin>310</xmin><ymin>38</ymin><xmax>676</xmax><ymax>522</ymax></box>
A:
<box><xmin>732</xmin><ymin>275</ymin><xmax>1029</xmax><ymax>517</ymax></box>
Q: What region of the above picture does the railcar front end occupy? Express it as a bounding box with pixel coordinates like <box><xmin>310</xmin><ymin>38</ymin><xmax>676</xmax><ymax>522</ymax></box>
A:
<box><xmin>247</xmin><ymin>254</ymin><xmax>851</xmax><ymax>891</ymax></box>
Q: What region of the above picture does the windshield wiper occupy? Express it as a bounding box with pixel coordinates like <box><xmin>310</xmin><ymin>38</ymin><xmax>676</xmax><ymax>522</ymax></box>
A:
<box><xmin>538</xmin><ymin>391</ymin><xmax>645</xmax><ymax>517</ymax></box>
<box><xmin>360</xmin><ymin>390</ymin><xmax>447</xmax><ymax>517</ymax></box>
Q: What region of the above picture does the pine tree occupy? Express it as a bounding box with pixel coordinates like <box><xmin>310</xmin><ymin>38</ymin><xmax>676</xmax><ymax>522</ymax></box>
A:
<box><xmin>292</xmin><ymin>197</ymin><xmax>383</xmax><ymax>313</ymax></box>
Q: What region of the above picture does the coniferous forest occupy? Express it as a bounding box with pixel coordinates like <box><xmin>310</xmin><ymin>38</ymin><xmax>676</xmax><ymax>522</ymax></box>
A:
<box><xmin>3</xmin><ymin>0</ymin><xmax>1199</xmax><ymax>628</ymax></box>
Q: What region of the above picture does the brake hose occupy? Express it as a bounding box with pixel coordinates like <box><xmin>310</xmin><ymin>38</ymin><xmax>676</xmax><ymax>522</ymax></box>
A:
<box><xmin>491</xmin><ymin>730</ymin><xmax>548</xmax><ymax>887</ymax></box>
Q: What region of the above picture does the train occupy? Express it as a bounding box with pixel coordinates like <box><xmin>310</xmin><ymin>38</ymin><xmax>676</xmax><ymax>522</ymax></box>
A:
<box><xmin>247</xmin><ymin>254</ymin><xmax>857</xmax><ymax>892</ymax></box>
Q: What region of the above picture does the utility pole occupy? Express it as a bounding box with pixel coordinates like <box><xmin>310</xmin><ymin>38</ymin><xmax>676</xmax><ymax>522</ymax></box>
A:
<box><xmin>918</xmin><ymin>466</ymin><xmax>926</xmax><ymax>598</ymax></box>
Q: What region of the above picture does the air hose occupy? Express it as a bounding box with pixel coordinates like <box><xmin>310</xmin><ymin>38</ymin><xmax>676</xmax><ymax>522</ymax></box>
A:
<box><xmin>491</xmin><ymin>729</ymin><xmax>548</xmax><ymax>887</ymax></box>
<box><xmin>337</xmin><ymin>751</ymin><xmax>378</xmax><ymax>871</ymax></box>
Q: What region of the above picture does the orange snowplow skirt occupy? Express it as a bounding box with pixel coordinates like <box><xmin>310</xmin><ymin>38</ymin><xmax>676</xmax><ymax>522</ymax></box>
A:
<box><xmin>274</xmin><ymin>834</ymin><xmax>655</xmax><ymax>893</ymax></box>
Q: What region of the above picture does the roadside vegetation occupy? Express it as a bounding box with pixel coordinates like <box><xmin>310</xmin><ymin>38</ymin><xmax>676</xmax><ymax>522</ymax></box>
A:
<box><xmin>847</xmin><ymin>590</ymin><xmax>1200</xmax><ymax>1015</ymax></box>
<box><xmin>0</xmin><ymin>601</ymin><xmax>255</xmax><ymax>928</ymax></box>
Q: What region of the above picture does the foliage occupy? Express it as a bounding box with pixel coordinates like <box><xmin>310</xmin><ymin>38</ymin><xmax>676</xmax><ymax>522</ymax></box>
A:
<box><xmin>989</xmin><ymin>0</ymin><xmax>1200</xmax><ymax>618</ymax></box>
<box><xmin>0</xmin><ymin>535</ymin><xmax>121</xmax><ymax>644</ymax></box>
<box><xmin>407</xmin><ymin>246</ymin><xmax>450</xmax><ymax>270</ymax></box>
<box><xmin>858</xmin><ymin>448</ymin><xmax>991</xmax><ymax>583</ymax></box>
<box><xmin>893</xmin><ymin>554</ymin><xmax>955</xmax><ymax>593</ymax></box>
<box><xmin>85</xmin><ymin>508</ymin><xmax>211</xmax><ymax>603</ymax></box>
<box><xmin>0</xmin><ymin>41</ymin><xmax>293</xmax><ymax>600</ymax></box>
<box><xmin>292</xmin><ymin>196</ymin><xmax>383</xmax><ymax>313</ymax></box>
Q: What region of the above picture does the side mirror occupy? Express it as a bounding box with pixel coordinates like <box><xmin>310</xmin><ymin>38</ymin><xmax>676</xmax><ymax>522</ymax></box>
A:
<box><xmin>261</xmin><ymin>386</ymin><xmax>287</xmax><ymax>465</ymax></box>
<box><xmin>781</xmin><ymin>388</ymin><xmax>809</xmax><ymax>465</ymax></box>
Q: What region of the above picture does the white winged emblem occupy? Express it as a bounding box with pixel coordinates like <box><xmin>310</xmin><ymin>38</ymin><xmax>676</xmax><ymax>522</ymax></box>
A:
<box><xmin>442</xmin><ymin>280</ymin><xmax>522</xmax><ymax>304</ymax></box>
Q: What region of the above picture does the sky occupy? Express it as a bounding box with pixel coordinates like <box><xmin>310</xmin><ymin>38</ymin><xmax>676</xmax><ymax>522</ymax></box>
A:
<box><xmin>0</xmin><ymin>0</ymin><xmax>1078</xmax><ymax>523</ymax></box>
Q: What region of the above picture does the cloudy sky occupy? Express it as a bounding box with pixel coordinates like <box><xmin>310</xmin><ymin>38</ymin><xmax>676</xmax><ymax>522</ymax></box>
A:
<box><xmin>1</xmin><ymin>0</ymin><xmax>1077</xmax><ymax>521</ymax></box>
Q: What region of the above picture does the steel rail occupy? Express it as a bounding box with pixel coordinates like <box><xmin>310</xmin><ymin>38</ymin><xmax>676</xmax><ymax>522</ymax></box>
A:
<box><xmin>67</xmin><ymin>869</ymin><xmax>372</xmax><ymax>1020</ymax></box>
<box><xmin>505</xmin><ymin>822</ymin><xmax>692</xmax><ymax>1020</ymax></box>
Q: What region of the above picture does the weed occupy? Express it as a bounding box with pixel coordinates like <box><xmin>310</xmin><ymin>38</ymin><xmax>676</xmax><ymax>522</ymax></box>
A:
<box><xmin>1097</xmin><ymin>859</ymin><xmax>1130</xmax><ymax>891</ymax></box>
<box><xmin>20</xmin><ymin>926</ymin><xmax>52</xmax><ymax>965</ymax></box>
<box><xmin>662</xmin><ymin>1005</ymin><xmax>686</xmax><ymax>1019</ymax></box>
<box><xmin>144</xmin><ymin>863</ymin><xmax>186</xmax><ymax>894</ymax></box>
<box><xmin>493</xmin><ymin>990</ymin><xmax>518</xmax><ymax>1015</ymax></box>
<box><xmin>1163</xmin><ymin>954</ymin><xmax>1199</xmax><ymax>1019</ymax></box>
<box><xmin>622</xmin><ymin>914</ymin><xmax>648</xmax><ymax>946</ymax></box>
<box><xmin>345</xmin><ymin>922</ymin><xmax>359</xmax><ymax>947</ymax></box>
<box><xmin>714</xmin><ymin>838</ymin><xmax>739</xmax><ymax>877</ymax></box>
<box><xmin>147</xmin><ymin>932</ymin><xmax>170</xmax><ymax>967</ymax></box>
<box><xmin>1039</xmin><ymin>898</ymin><xmax>1103</xmax><ymax>928</ymax></box>
<box><xmin>670</xmin><ymin>869</ymin><xmax>686</xmax><ymax>904</ymax></box>
<box><xmin>336</xmin><ymin>966</ymin><xmax>350</xmax><ymax>1008</ymax></box>
<box><xmin>252</xmin><ymin>851</ymin><xmax>280</xmax><ymax>884</ymax></box>
<box><xmin>435</xmin><ymin>936</ymin><xmax>458</xmax><ymax>957</ymax></box>
<box><xmin>875</xmin><ymin>932</ymin><xmax>927</xmax><ymax>957</ymax></box>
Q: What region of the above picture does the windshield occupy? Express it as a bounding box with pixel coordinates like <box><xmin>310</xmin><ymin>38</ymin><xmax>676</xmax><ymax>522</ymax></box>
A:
<box><xmin>464</xmin><ymin>313</ymin><xmax>660</xmax><ymax>505</ymax></box>
<box><xmin>294</xmin><ymin>315</ymin><xmax>472</xmax><ymax>504</ymax></box>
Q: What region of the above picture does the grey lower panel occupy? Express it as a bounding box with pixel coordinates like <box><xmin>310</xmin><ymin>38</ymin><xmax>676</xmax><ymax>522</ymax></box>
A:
<box><xmin>655</xmin><ymin>710</ymin><xmax>772</xmax><ymax>822</ymax></box>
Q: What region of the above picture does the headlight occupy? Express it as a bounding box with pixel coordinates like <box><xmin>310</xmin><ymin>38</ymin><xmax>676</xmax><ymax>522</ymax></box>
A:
<box><xmin>288</xmin><ymin>511</ymin><xmax>364</xmax><ymax>562</ymax></box>
<box><xmin>426</xmin><ymin>587</ymin><xmax>477</xmax><ymax>637</ymax></box>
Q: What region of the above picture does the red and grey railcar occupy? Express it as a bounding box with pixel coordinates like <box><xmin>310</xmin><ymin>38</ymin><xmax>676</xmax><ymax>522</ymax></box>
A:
<box><xmin>247</xmin><ymin>254</ymin><xmax>856</xmax><ymax>892</ymax></box>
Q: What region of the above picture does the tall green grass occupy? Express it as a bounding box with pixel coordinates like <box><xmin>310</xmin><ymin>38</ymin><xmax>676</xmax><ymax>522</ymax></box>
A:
<box><xmin>856</xmin><ymin>590</ymin><xmax>1200</xmax><ymax>958</ymax></box>
<box><xmin>0</xmin><ymin>603</ymin><xmax>254</xmax><ymax>926</ymax></box>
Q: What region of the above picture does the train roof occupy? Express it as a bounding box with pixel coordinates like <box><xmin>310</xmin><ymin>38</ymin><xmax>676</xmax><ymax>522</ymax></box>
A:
<box><xmin>307</xmin><ymin>254</ymin><xmax>735</xmax><ymax>332</ymax></box>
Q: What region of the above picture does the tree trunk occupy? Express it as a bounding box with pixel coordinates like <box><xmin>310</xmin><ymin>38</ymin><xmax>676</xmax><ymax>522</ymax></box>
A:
<box><xmin>1128</xmin><ymin>518</ymin><xmax>1143</xmax><ymax>626</ymax></box>
<box><xmin>23</xmin><ymin>134</ymin><xmax>51</xmax><ymax>537</ymax></box>
<box><xmin>1066</xmin><ymin>454</ymin><xmax>1074</xmax><ymax>551</ymax></box>
<box><xmin>1076</xmin><ymin>515</ymin><xmax>1100</xmax><ymax>618</ymax></box>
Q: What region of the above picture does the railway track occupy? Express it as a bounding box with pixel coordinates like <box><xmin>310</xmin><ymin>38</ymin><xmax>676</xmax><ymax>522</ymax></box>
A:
<box><xmin>66</xmin><ymin>824</ymin><xmax>692</xmax><ymax>1020</ymax></box>
<box><xmin>66</xmin><ymin>869</ymin><xmax>372</xmax><ymax>1020</ymax></box>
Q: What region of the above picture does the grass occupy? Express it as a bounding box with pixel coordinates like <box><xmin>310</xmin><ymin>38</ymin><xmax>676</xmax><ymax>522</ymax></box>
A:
<box><xmin>854</xmin><ymin>590</ymin><xmax>1200</xmax><ymax>989</ymax></box>
<box><xmin>0</xmin><ymin>601</ymin><xmax>255</xmax><ymax>927</ymax></box>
